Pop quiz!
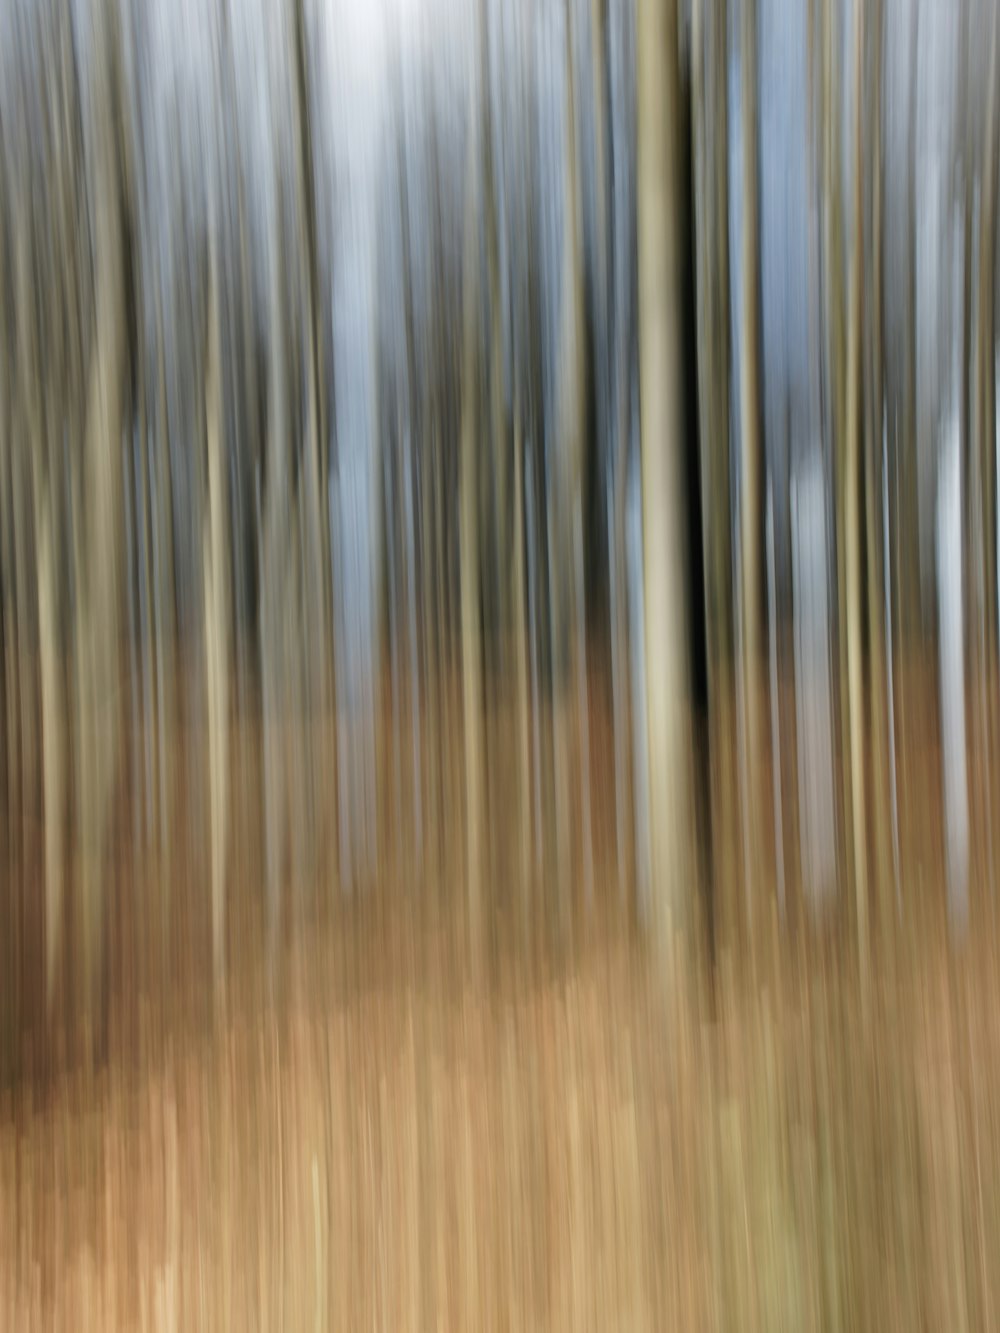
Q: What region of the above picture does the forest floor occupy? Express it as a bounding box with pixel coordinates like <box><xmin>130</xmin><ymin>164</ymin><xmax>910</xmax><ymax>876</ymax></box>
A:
<box><xmin>2</xmin><ymin>659</ymin><xmax>1000</xmax><ymax>1329</ymax></box>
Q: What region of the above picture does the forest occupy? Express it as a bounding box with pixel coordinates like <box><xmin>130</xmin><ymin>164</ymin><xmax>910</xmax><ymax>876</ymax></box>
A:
<box><xmin>2</xmin><ymin>0</ymin><xmax>1000</xmax><ymax>1325</ymax></box>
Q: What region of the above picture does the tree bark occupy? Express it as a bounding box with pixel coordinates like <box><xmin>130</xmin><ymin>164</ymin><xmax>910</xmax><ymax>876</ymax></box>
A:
<box><xmin>977</xmin><ymin>0</ymin><xmax>999</xmax><ymax>899</ymax></box>
<box><xmin>845</xmin><ymin>0</ymin><xmax>869</xmax><ymax>972</ymax></box>
<box><xmin>636</xmin><ymin>0</ymin><xmax>695</xmax><ymax>938</ymax></box>
<box><xmin>76</xmin><ymin>5</ymin><xmax>127</xmax><ymax>1022</ymax></box>
<box><xmin>692</xmin><ymin>0</ymin><xmax>737</xmax><ymax>939</ymax></box>
<box><xmin>864</xmin><ymin>0</ymin><xmax>895</xmax><ymax>925</ymax></box>
<box><xmin>204</xmin><ymin>239</ymin><xmax>229</xmax><ymax>987</ymax></box>
<box><xmin>460</xmin><ymin>103</ymin><xmax>484</xmax><ymax>937</ymax></box>
<box><xmin>739</xmin><ymin>0</ymin><xmax>764</xmax><ymax>911</ymax></box>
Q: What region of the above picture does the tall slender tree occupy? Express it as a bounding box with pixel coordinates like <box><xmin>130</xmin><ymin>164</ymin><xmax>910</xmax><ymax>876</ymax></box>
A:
<box><xmin>845</xmin><ymin>0</ymin><xmax>869</xmax><ymax>970</ymax></box>
<box><xmin>637</xmin><ymin>0</ymin><xmax>696</xmax><ymax>941</ymax></box>
<box><xmin>75</xmin><ymin>0</ymin><xmax>128</xmax><ymax>1023</ymax></box>
<box><xmin>692</xmin><ymin>0</ymin><xmax>736</xmax><ymax>937</ymax></box>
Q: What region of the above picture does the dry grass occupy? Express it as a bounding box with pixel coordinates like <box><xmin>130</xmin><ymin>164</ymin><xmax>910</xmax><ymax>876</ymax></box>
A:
<box><xmin>3</xmin><ymin>660</ymin><xmax>1000</xmax><ymax>1328</ymax></box>
<box><xmin>2</xmin><ymin>906</ymin><xmax>1000</xmax><ymax>1330</ymax></box>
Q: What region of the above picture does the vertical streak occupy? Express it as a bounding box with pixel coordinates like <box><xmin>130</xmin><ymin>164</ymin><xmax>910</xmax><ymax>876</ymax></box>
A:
<box><xmin>403</xmin><ymin>443</ymin><xmax>422</xmax><ymax>871</ymax></box>
<box><xmin>767</xmin><ymin>474</ymin><xmax>785</xmax><ymax>921</ymax></box>
<box><xmin>883</xmin><ymin>412</ymin><xmax>901</xmax><ymax>911</ymax></box>
<box><xmin>636</xmin><ymin>0</ymin><xmax>692</xmax><ymax>931</ymax></box>
<box><xmin>526</xmin><ymin>444</ymin><xmax>543</xmax><ymax>877</ymax></box>
<box><xmin>573</xmin><ymin>494</ymin><xmax>593</xmax><ymax>908</ymax></box>
<box><xmin>627</xmin><ymin>408</ymin><xmax>651</xmax><ymax>914</ymax></box>
<box><xmin>125</xmin><ymin>429</ymin><xmax>140</xmax><ymax>856</ymax></box>
<box><xmin>385</xmin><ymin>438</ymin><xmax>402</xmax><ymax>866</ymax></box>
<box><xmin>938</xmin><ymin>407</ymin><xmax>969</xmax><ymax>933</ymax></box>
<box><xmin>735</xmin><ymin>494</ymin><xmax>752</xmax><ymax>917</ymax></box>
<box><xmin>608</xmin><ymin>450</ymin><xmax>627</xmax><ymax>895</ymax></box>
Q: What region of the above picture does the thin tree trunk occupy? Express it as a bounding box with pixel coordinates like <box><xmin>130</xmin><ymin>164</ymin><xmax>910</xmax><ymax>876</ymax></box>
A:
<box><xmin>152</xmin><ymin>303</ymin><xmax>176</xmax><ymax>894</ymax></box>
<box><xmin>483</xmin><ymin>51</ymin><xmax>509</xmax><ymax>898</ymax></box>
<box><xmin>63</xmin><ymin>1</ymin><xmax>125</xmax><ymax>1033</ymax></box>
<box><xmin>977</xmin><ymin>0</ymin><xmax>999</xmax><ymax>902</ymax></box>
<box><xmin>565</xmin><ymin>0</ymin><xmax>592</xmax><ymax>911</ymax></box>
<box><xmin>37</xmin><ymin>487</ymin><xmax>64</xmax><ymax>1011</ymax></box>
<box><xmin>77</xmin><ymin>140</ymin><xmax>126</xmax><ymax>1035</ymax></box>
<box><xmin>512</xmin><ymin>403</ymin><xmax>532</xmax><ymax>912</ymax></box>
<box><xmin>460</xmin><ymin>108</ymin><xmax>484</xmax><ymax>937</ymax></box>
<box><xmin>739</xmin><ymin>0</ymin><xmax>764</xmax><ymax>912</ymax></box>
<box><xmin>865</xmin><ymin>0</ymin><xmax>894</xmax><ymax>928</ymax></box>
<box><xmin>636</xmin><ymin>0</ymin><xmax>695</xmax><ymax>941</ymax></box>
<box><xmin>845</xmin><ymin>0</ymin><xmax>869</xmax><ymax>972</ymax></box>
<box><xmin>692</xmin><ymin>0</ymin><xmax>736</xmax><ymax>939</ymax></box>
<box><xmin>420</xmin><ymin>422</ymin><xmax>440</xmax><ymax>880</ymax></box>
<box><xmin>822</xmin><ymin>0</ymin><xmax>855</xmax><ymax>922</ymax></box>
<box><xmin>262</xmin><ymin>237</ymin><xmax>290</xmax><ymax>939</ymax></box>
<box><xmin>204</xmin><ymin>239</ymin><xmax>229</xmax><ymax>987</ymax></box>
<box><xmin>293</xmin><ymin>0</ymin><xmax>327</xmax><ymax>893</ymax></box>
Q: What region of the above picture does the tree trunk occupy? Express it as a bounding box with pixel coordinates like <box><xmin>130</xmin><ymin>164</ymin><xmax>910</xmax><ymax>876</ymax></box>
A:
<box><xmin>292</xmin><ymin>0</ymin><xmax>327</xmax><ymax>889</ymax></box>
<box><xmin>845</xmin><ymin>0</ymin><xmax>869</xmax><ymax>973</ymax></box>
<box><xmin>37</xmin><ymin>488</ymin><xmax>64</xmax><ymax>1010</ymax></box>
<box><xmin>977</xmin><ymin>0</ymin><xmax>999</xmax><ymax>902</ymax></box>
<box><xmin>77</xmin><ymin>74</ymin><xmax>126</xmax><ymax>1028</ymax></box>
<box><xmin>460</xmin><ymin>107</ymin><xmax>484</xmax><ymax>937</ymax></box>
<box><xmin>864</xmin><ymin>0</ymin><xmax>895</xmax><ymax>926</ymax></box>
<box><xmin>739</xmin><ymin>0</ymin><xmax>764</xmax><ymax>913</ymax></box>
<box><xmin>204</xmin><ymin>240</ymin><xmax>229</xmax><ymax>987</ymax></box>
<box><xmin>636</xmin><ymin>0</ymin><xmax>695</xmax><ymax>939</ymax></box>
<box><xmin>692</xmin><ymin>0</ymin><xmax>737</xmax><ymax>940</ymax></box>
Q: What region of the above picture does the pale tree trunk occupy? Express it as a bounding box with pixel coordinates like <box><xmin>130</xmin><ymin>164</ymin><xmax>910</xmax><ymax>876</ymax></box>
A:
<box><xmin>37</xmin><ymin>489</ymin><xmax>64</xmax><ymax>1010</ymax></box>
<box><xmin>134</xmin><ymin>344</ymin><xmax>155</xmax><ymax>856</ymax></box>
<box><xmin>981</xmin><ymin>0</ymin><xmax>999</xmax><ymax>668</ymax></box>
<box><xmin>482</xmin><ymin>56</ymin><xmax>509</xmax><ymax>897</ymax></box>
<box><xmin>597</xmin><ymin>0</ymin><xmax>631</xmax><ymax>901</ymax></box>
<box><xmin>460</xmin><ymin>104</ymin><xmax>484</xmax><ymax>939</ymax></box>
<box><xmin>77</xmin><ymin>8</ymin><xmax>126</xmax><ymax>1023</ymax></box>
<box><xmin>0</xmin><ymin>195</ymin><xmax>13</xmax><ymax>1049</ymax></box>
<box><xmin>945</xmin><ymin>0</ymin><xmax>973</xmax><ymax>932</ymax></box>
<box><xmin>38</xmin><ymin>10</ymin><xmax>86</xmax><ymax>1009</ymax></box>
<box><xmin>558</xmin><ymin>0</ymin><xmax>590</xmax><ymax>911</ymax></box>
<box><xmin>822</xmin><ymin>0</ymin><xmax>853</xmax><ymax>922</ymax></box>
<box><xmin>739</xmin><ymin>0</ymin><xmax>764</xmax><ymax>912</ymax></box>
<box><xmin>845</xmin><ymin>0</ymin><xmax>869</xmax><ymax>971</ymax></box>
<box><xmin>976</xmin><ymin>0</ymin><xmax>998</xmax><ymax>903</ymax></box>
<box><xmin>9</xmin><ymin>190</ymin><xmax>34</xmax><ymax>916</ymax></box>
<box><xmin>609</xmin><ymin>0</ymin><xmax>636</xmax><ymax>898</ymax></box>
<box><xmin>895</xmin><ymin>0</ymin><xmax>920</xmax><ymax>853</ymax></box>
<box><xmin>11</xmin><ymin>350</ymin><xmax>35</xmax><ymax>870</ymax></box>
<box><xmin>77</xmin><ymin>307</ymin><xmax>125</xmax><ymax>1018</ymax></box>
<box><xmin>417</xmin><ymin>126</ymin><xmax>444</xmax><ymax>883</ymax></box>
<box><xmin>232</xmin><ymin>184</ymin><xmax>257</xmax><ymax>881</ymax></box>
<box><xmin>13</xmin><ymin>181</ymin><xmax>65</xmax><ymax>1011</ymax></box>
<box><xmin>204</xmin><ymin>239</ymin><xmax>229</xmax><ymax>988</ymax></box>
<box><xmin>0</xmin><ymin>200</ymin><xmax>12</xmax><ymax>842</ymax></box>
<box><xmin>0</xmin><ymin>285</ymin><xmax>14</xmax><ymax>875</ymax></box>
<box><xmin>291</xmin><ymin>0</ymin><xmax>327</xmax><ymax>891</ymax></box>
<box><xmin>579</xmin><ymin>0</ymin><xmax>608</xmax><ymax>913</ymax></box>
<box><xmin>865</xmin><ymin>0</ymin><xmax>895</xmax><ymax>927</ymax></box>
<box><xmin>152</xmin><ymin>302</ymin><xmax>176</xmax><ymax>893</ymax></box>
<box><xmin>394</xmin><ymin>129</ymin><xmax>423</xmax><ymax>876</ymax></box>
<box><xmin>435</xmin><ymin>423</ymin><xmax>452</xmax><ymax>885</ymax></box>
<box><xmin>692</xmin><ymin>0</ymin><xmax>736</xmax><ymax>939</ymax></box>
<box><xmin>512</xmin><ymin>400</ymin><xmax>532</xmax><ymax>912</ymax></box>
<box><xmin>636</xmin><ymin>0</ymin><xmax>696</xmax><ymax>942</ymax></box>
<box><xmin>261</xmin><ymin>241</ymin><xmax>290</xmax><ymax>945</ymax></box>
<box><xmin>420</xmin><ymin>414</ymin><xmax>440</xmax><ymax>879</ymax></box>
<box><xmin>383</xmin><ymin>348</ymin><xmax>403</xmax><ymax>874</ymax></box>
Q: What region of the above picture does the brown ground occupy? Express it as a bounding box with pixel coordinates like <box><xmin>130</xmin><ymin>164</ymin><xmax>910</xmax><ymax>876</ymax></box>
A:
<box><xmin>2</xmin><ymin>656</ymin><xmax>1000</xmax><ymax>1329</ymax></box>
